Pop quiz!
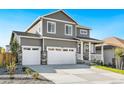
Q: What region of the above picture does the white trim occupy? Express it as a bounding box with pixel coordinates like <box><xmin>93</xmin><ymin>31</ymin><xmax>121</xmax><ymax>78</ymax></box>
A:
<box><xmin>89</xmin><ymin>42</ymin><xmax>91</xmax><ymax>61</ymax></box>
<box><xmin>64</xmin><ymin>24</ymin><xmax>73</xmax><ymax>36</ymax></box>
<box><xmin>47</xmin><ymin>21</ymin><xmax>56</xmax><ymax>34</ymax></box>
<box><xmin>43</xmin><ymin>36</ymin><xmax>76</xmax><ymax>42</ymax></box>
<box><xmin>80</xmin><ymin>29</ymin><xmax>88</xmax><ymax>35</ymax></box>
<box><xmin>81</xmin><ymin>41</ymin><xmax>84</xmax><ymax>60</ymax></box>
<box><xmin>101</xmin><ymin>44</ymin><xmax>104</xmax><ymax>64</ymax></box>
<box><xmin>78</xmin><ymin>38</ymin><xmax>103</xmax><ymax>43</ymax></box>
<box><xmin>42</xmin><ymin>17</ymin><xmax>76</xmax><ymax>24</ymax></box>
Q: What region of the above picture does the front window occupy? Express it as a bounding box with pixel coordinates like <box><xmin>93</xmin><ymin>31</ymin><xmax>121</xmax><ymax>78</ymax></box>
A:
<box><xmin>65</xmin><ymin>24</ymin><xmax>73</xmax><ymax>36</ymax></box>
<box><xmin>80</xmin><ymin>29</ymin><xmax>88</xmax><ymax>35</ymax></box>
<box><xmin>47</xmin><ymin>21</ymin><xmax>56</xmax><ymax>33</ymax></box>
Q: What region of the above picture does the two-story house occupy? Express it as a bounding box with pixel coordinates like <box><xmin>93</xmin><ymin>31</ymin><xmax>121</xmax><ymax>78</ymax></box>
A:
<box><xmin>10</xmin><ymin>10</ymin><xmax>104</xmax><ymax>65</ymax></box>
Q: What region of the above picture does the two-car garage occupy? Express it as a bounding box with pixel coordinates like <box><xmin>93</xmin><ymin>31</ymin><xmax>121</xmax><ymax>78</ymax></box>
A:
<box><xmin>22</xmin><ymin>46</ymin><xmax>76</xmax><ymax>65</ymax></box>
<box><xmin>21</xmin><ymin>34</ymin><xmax>77</xmax><ymax>65</ymax></box>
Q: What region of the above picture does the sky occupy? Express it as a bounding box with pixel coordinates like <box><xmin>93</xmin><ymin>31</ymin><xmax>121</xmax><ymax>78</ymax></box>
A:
<box><xmin>0</xmin><ymin>9</ymin><xmax>124</xmax><ymax>47</ymax></box>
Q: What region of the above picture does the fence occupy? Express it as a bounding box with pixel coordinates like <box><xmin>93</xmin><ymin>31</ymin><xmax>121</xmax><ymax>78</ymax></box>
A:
<box><xmin>0</xmin><ymin>53</ymin><xmax>16</xmax><ymax>66</ymax></box>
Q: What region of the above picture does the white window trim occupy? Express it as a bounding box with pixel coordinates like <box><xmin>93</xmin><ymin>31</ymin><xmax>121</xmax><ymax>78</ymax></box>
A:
<box><xmin>47</xmin><ymin>21</ymin><xmax>56</xmax><ymax>34</ymax></box>
<box><xmin>80</xmin><ymin>29</ymin><xmax>88</xmax><ymax>35</ymax></box>
<box><xmin>65</xmin><ymin>24</ymin><xmax>73</xmax><ymax>36</ymax></box>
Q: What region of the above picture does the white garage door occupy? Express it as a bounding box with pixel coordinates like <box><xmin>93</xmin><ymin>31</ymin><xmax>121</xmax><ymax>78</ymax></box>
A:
<box><xmin>47</xmin><ymin>47</ymin><xmax>76</xmax><ymax>64</ymax></box>
<box><xmin>22</xmin><ymin>46</ymin><xmax>41</xmax><ymax>65</ymax></box>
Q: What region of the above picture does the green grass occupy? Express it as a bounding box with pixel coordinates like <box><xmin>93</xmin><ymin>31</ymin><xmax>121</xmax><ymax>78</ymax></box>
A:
<box><xmin>95</xmin><ymin>65</ymin><xmax>124</xmax><ymax>75</ymax></box>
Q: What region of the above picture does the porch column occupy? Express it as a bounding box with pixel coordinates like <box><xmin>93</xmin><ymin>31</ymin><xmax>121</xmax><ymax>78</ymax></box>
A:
<box><xmin>101</xmin><ymin>44</ymin><xmax>104</xmax><ymax>64</ymax></box>
<box><xmin>89</xmin><ymin>42</ymin><xmax>91</xmax><ymax>61</ymax></box>
<box><xmin>81</xmin><ymin>41</ymin><xmax>84</xmax><ymax>60</ymax></box>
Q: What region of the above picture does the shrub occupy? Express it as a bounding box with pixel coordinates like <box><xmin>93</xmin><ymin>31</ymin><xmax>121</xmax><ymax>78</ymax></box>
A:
<box><xmin>6</xmin><ymin>61</ymin><xmax>16</xmax><ymax>79</ymax></box>
<box><xmin>25</xmin><ymin>68</ymin><xmax>32</xmax><ymax>76</ymax></box>
<box><xmin>92</xmin><ymin>59</ymin><xmax>103</xmax><ymax>66</ymax></box>
<box><xmin>32</xmin><ymin>72</ymin><xmax>40</xmax><ymax>80</ymax></box>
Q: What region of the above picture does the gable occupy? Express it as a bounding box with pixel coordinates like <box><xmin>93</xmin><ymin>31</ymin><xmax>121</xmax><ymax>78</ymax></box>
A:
<box><xmin>104</xmin><ymin>37</ymin><xmax>124</xmax><ymax>48</ymax></box>
<box><xmin>44</xmin><ymin>10</ymin><xmax>77</xmax><ymax>23</ymax></box>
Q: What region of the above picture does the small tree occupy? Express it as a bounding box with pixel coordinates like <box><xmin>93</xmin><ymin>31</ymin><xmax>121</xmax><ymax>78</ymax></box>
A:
<box><xmin>10</xmin><ymin>39</ymin><xmax>19</xmax><ymax>63</ymax></box>
<box><xmin>115</xmin><ymin>48</ymin><xmax>124</xmax><ymax>69</ymax></box>
<box><xmin>6</xmin><ymin>61</ymin><xmax>16</xmax><ymax>79</ymax></box>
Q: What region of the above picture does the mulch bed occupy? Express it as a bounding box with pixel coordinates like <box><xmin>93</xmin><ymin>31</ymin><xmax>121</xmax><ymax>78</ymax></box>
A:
<box><xmin>0</xmin><ymin>65</ymin><xmax>54</xmax><ymax>84</ymax></box>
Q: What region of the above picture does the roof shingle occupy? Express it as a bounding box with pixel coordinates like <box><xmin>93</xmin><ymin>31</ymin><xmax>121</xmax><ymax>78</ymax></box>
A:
<box><xmin>13</xmin><ymin>31</ymin><xmax>41</xmax><ymax>37</ymax></box>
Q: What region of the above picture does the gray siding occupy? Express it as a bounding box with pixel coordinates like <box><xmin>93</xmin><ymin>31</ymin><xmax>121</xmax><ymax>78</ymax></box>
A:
<box><xmin>44</xmin><ymin>39</ymin><xmax>77</xmax><ymax>50</ymax></box>
<box><xmin>104</xmin><ymin>48</ymin><xmax>115</xmax><ymax>65</ymax></box>
<box><xmin>76</xmin><ymin>28</ymin><xmax>90</xmax><ymax>38</ymax></box>
<box><xmin>44</xmin><ymin>11</ymin><xmax>75</xmax><ymax>22</ymax></box>
<box><xmin>21</xmin><ymin>38</ymin><xmax>42</xmax><ymax>46</ymax></box>
<box><xmin>42</xmin><ymin>19</ymin><xmax>76</xmax><ymax>39</ymax></box>
<box><xmin>96</xmin><ymin>48</ymin><xmax>115</xmax><ymax>65</ymax></box>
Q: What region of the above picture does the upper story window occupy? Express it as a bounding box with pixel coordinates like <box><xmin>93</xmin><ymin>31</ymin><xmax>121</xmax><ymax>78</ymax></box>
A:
<box><xmin>80</xmin><ymin>29</ymin><xmax>88</xmax><ymax>35</ymax></box>
<box><xmin>47</xmin><ymin>21</ymin><xmax>56</xmax><ymax>34</ymax></box>
<box><xmin>65</xmin><ymin>24</ymin><xmax>73</xmax><ymax>36</ymax></box>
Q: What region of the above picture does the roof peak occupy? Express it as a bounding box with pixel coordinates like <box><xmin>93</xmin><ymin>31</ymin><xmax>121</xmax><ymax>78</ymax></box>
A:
<box><xmin>104</xmin><ymin>36</ymin><xmax>123</xmax><ymax>40</ymax></box>
<box><xmin>103</xmin><ymin>36</ymin><xmax>124</xmax><ymax>48</ymax></box>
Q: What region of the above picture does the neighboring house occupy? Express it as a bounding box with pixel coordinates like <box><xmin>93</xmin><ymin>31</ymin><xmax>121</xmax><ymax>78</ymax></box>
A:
<box><xmin>96</xmin><ymin>37</ymin><xmax>124</xmax><ymax>65</ymax></box>
<box><xmin>10</xmin><ymin>10</ymin><xmax>103</xmax><ymax>65</ymax></box>
<box><xmin>6</xmin><ymin>45</ymin><xmax>11</xmax><ymax>53</ymax></box>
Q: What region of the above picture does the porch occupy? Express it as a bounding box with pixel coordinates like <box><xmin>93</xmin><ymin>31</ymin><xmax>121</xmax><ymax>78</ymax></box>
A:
<box><xmin>77</xmin><ymin>39</ymin><xmax>104</xmax><ymax>64</ymax></box>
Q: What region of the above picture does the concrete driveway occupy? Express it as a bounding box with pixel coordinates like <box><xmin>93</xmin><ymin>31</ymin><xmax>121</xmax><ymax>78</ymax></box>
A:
<box><xmin>28</xmin><ymin>64</ymin><xmax>124</xmax><ymax>84</ymax></box>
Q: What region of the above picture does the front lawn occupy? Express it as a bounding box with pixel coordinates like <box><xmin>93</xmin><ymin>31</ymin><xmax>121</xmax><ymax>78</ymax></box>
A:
<box><xmin>95</xmin><ymin>65</ymin><xmax>124</xmax><ymax>75</ymax></box>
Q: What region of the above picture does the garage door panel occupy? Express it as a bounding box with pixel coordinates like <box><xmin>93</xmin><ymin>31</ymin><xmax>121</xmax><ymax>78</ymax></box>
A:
<box><xmin>22</xmin><ymin>46</ymin><xmax>41</xmax><ymax>65</ymax></box>
<box><xmin>47</xmin><ymin>47</ymin><xmax>76</xmax><ymax>64</ymax></box>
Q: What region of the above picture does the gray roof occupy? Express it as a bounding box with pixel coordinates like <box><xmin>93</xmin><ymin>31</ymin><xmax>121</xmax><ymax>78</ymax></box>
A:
<box><xmin>13</xmin><ymin>31</ymin><xmax>101</xmax><ymax>43</ymax></box>
<box><xmin>75</xmin><ymin>36</ymin><xmax>101</xmax><ymax>41</ymax></box>
<box><xmin>96</xmin><ymin>45</ymin><xmax>116</xmax><ymax>50</ymax></box>
<box><xmin>76</xmin><ymin>25</ymin><xmax>91</xmax><ymax>30</ymax></box>
<box><xmin>13</xmin><ymin>31</ymin><xmax>41</xmax><ymax>37</ymax></box>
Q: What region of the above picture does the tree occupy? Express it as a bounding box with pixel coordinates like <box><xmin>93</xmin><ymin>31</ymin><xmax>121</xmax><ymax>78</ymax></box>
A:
<box><xmin>115</xmin><ymin>48</ymin><xmax>124</xmax><ymax>69</ymax></box>
<box><xmin>10</xmin><ymin>39</ymin><xmax>19</xmax><ymax>63</ymax></box>
<box><xmin>0</xmin><ymin>47</ymin><xmax>5</xmax><ymax>54</ymax></box>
